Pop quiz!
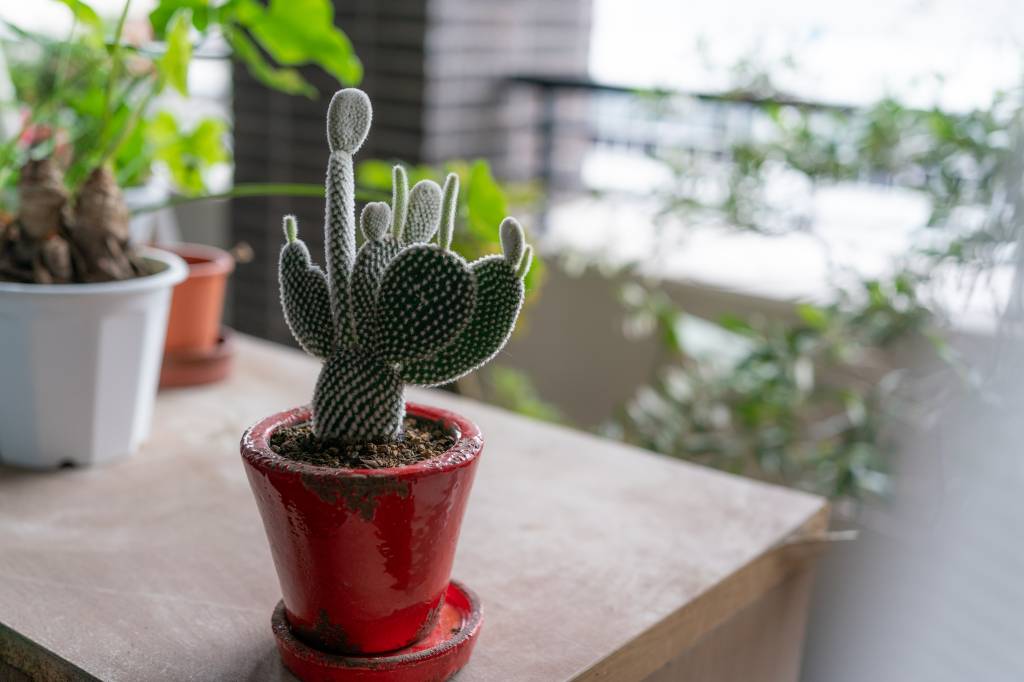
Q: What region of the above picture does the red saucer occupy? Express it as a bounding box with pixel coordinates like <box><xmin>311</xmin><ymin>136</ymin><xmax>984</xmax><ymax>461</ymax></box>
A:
<box><xmin>271</xmin><ymin>581</ymin><xmax>483</xmax><ymax>682</ymax></box>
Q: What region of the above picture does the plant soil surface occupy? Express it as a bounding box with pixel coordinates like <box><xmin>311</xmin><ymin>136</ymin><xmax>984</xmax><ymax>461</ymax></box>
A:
<box><xmin>270</xmin><ymin>416</ymin><xmax>455</xmax><ymax>469</ymax></box>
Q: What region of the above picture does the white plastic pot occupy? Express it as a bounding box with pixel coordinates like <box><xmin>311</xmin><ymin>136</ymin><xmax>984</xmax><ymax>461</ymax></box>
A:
<box><xmin>0</xmin><ymin>248</ymin><xmax>187</xmax><ymax>469</ymax></box>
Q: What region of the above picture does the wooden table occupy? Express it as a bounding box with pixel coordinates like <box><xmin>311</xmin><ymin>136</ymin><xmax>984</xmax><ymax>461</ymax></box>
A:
<box><xmin>0</xmin><ymin>335</ymin><xmax>827</xmax><ymax>681</ymax></box>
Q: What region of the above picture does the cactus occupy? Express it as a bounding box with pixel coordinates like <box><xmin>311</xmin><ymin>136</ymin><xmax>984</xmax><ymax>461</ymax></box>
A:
<box><xmin>279</xmin><ymin>89</ymin><xmax>532</xmax><ymax>443</ymax></box>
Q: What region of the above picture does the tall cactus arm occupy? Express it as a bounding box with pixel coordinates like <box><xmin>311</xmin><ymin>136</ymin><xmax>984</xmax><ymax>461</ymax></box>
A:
<box><xmin>390</xmin><ymin>165</ymin><xmax>409</xmax><ymax>241</ymax></box>
<box><xmin>438</xmin><ymin>173</ymin><xmax>459</xmax><ymax>251</ymax></box>
<box><xmin>403</xmin><ymin>180</ymin><xmax>443</xmax><ymax>244</ymax></box>
<box><xmin>279</xmin><ymin>216</ymin><xmax>336</xmax><ymax>359</ymax></box>
<box><xmin>349</xmin><ymin>202</ymin><xmax>401</xmax><ymax>348</ymax></box>
<box><xmin>373</xmin><ymin>245</ymin><xmax>476</xmax><ymax>364</ymax></box>
<box><xmin>401</xmin><ymin>219</ymin><xmax>531</xmax><ymax>386</ymax></box>
<box><xmin>324</xmin><ymin>89</ymin><xmax>371</xmax><ymax>343</ymax></box>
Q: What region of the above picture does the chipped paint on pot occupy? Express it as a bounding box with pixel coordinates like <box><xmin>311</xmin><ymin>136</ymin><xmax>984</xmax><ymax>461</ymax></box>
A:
<box><xmin>241</xmin><ymin>403</ymin><xmax>483</xmax><ymax>655</ymax></box>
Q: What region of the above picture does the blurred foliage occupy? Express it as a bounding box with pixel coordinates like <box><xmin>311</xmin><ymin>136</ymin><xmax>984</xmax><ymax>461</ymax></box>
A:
<box><xmin>614</xmin><ymin>74</ymin><xmax>1024</xmax><ymax>501</ymax></box>
<box><xmin>147</xmin><ymin>111</ymin><xmax>228</xmax><ymax>194</ymax></box>
<box><xmin>657</xmin><ymin>83</ymin><xmax>1022</xmax><ymax>259</ymax></box>
<box><xmin>0</xmin><ymin>0</ymin><xmax>360</xmax><ymax>205</ymax></box>
<box><xmin>611</xmin><ymin>275</ymin><xmax>935</xmax><ymax>499</ymax></box>
<box><xmin>484</xmin><ymin>366</ymin><xmax>563</xmax><ymax>424</ymax></box>
<box><xmin>148</xmin><ymin>0</ymin><xmax>362</xmax><ymax>96</ymax></box>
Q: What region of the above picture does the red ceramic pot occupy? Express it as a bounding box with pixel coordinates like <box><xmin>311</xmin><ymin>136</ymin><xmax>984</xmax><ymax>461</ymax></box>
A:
<box><xmin>241</xmin><ymin>403</ymin><xmax>483</xmax><ymax>655</ymax></box>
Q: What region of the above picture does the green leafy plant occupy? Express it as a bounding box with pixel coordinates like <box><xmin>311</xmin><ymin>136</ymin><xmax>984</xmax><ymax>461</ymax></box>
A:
<box><xmin>147</xmin><ymin>0</ymin><xmax>361</xmax><ymax>98</ymax></box>
<box><xmin>279</xmin><ymin>90</ymin><xmax>533</xmax><ymax>442</ymax></box>
<box><xmin>484</xmin><ymin>366</ymin><xmax>563</xmax><ymax>423</ymax></box>
<box><xmin>658</xmin><ymin>83</ymin><xmax>1019</xmax><ymax>250</ymax></box>
<box><xmin>612</xmin><ymin>275</ymin><xmax>934</xmax><ymax>499</ymax></box>
<box><xmin>0</xmin><ymin>0</ymin><xmax>361</xmax><ymax>203</ymax></box>
<box><xmin>614</xmin><ymin>72</ymin><xmax>1024</xmax><ymax>500</ymax></box>
<box><xmin>0</xmin><ymin>0</ymin><xmax>362</xmax><ymax>284</ymax></box>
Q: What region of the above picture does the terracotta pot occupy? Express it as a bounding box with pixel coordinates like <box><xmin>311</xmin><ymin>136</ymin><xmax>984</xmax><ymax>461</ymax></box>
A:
<box><xmin>241</xmin><ymin>403</ymin><xmax>483</xmax><ymax>655</ymax></box>
<box><xmin>161</xmin><ymin>243</ymin><xmax>234</xmax><ymax>353</ymax></box>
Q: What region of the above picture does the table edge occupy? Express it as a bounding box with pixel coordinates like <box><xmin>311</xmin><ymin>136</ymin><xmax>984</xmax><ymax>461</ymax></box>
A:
<box><xmin>0</xmin><ymin>619</ymin><xmax>100</xmax><ymax>682</ymax></box>
<box><xmin>571</xmin><ymin>502</ymin><xmax>830</xmax><ymax>682</ymax></box>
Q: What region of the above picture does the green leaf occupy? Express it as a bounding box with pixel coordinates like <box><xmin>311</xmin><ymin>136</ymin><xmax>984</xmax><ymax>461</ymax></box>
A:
<box><xmin>55</xmin><ymin>0</ymin><xmax>103</xmax><ymax>32</ymax></box>
<box><xmin>865</xmin><ymin>280</ymin><xmax>885</xmax><ymax>306</ymax></box>
<box><xmin>795</xmin><ymin>303</ymin><xmax>829</xmax><ymax>330</ymax></box>
<box><xmin>356</xmin><ymin>159</ymin><xmax>396</xmax><ymax>191</ymax></box>
<box><xmin>158</xmin><ymin>9</ymin><xmax>193</xmax><ymax>95</ymax></box>
<box><xmin>148</xmin><ymin>112</ymin><xmax>228</xmax><ymax>194</ymax></box>
<box><xmin>660</xmin><ymin>315</ymin><xmax>684</xmax><ymax>354</ymax></box>
<box><xmin>231</xmin><ymin>0</ymin><xmax>362</xmax><ymax>87</ymax></box>
<box><xmin>149</xmin><ymin>0</ymin><xmax>211</xmax><ymax>37</ymax></box>
<box><xmin>224</xmin><ymin>27</ymin><xmax>316</xmax><ymax>98</ymax></box>
<box><xmin>488</xmin><ymin>366</ymin><xmax>562</xmax><ymax>423</ymax></box>
<box><xmin>190</xmin><ymin>119</ymin><xmax>229</xmax><ymax>163</ymax></box>
<box><xmin>718</xmin><ymin>314</ymin><xmax>756</xmax><ymax>336</ymax></box>
<box><xmin>465</xmin><ymin>160</ymin><xmax>509</xmax><ymax>238</ymax></box>
<box><xmin>113</xmin><ymin>115</ymin><xmax>153</xmax><ymax>187</ymax></box>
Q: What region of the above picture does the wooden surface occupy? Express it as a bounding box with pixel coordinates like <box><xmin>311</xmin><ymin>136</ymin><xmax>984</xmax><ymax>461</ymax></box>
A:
<box><xmin>0</xmin><ymin>335</ymin><xmax>827</xmax><ymax>681</ymax></box>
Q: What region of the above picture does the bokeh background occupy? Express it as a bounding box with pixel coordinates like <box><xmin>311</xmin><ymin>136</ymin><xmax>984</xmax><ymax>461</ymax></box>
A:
<box><xmin>2</xmin><ymin>2</ymin><xmax>1023</xmax><ymax>679</ymax></box>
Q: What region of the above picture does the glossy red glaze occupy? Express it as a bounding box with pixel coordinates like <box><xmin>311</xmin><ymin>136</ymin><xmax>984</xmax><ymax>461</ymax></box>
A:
<box><xmin>241</xmin><ymin>403</ymin><xmax>483</xmax><ymax>656</ymax></box>
<box><xmin>271</xmin><ymin>581</ymin><xmax>482</xmax><ymax>682</ymax></box>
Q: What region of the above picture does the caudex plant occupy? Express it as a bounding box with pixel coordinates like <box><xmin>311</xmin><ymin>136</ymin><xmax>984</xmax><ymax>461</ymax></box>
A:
<box><xmin>0</xmin><ymin>0</ymin><xmax>363</xmax><ymax>284</ymax></box>
<box><xmin>280</xmin><ymin>89</ymin><xmax>533</xmax><ymax>443</ymax></box>
<box><xmin>0</xmin><ymin>158</ymin><xmax>143</xmax><ymax>283</ymax></box>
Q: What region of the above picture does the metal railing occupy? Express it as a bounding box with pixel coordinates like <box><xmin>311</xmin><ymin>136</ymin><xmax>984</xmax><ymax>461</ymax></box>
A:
<box><xmin>508</xmin><ymin>74</ymin><xmax>854</xmax><ymax>201</ymax></box>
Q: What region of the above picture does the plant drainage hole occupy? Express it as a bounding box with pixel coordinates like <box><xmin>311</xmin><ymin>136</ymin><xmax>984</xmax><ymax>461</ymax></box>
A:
<box><xmin>59</xmin><ymin>460</ymin><xmax>77</xmax><ymax>469</ymax></box>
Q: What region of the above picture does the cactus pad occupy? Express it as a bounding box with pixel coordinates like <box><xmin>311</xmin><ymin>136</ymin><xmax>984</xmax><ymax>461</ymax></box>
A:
<box><xmin>279</xmin><ymin>216</ymin><xmax>335</xmax><ymax>359</ymax></box>
<box><xmin>374</xmin><ymin>245</ymin><xmax>475</xmax><ymax>364</ymax></box>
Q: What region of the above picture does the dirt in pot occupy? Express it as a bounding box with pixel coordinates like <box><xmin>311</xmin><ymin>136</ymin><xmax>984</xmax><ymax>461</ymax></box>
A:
<box><xmin>270</xmin><ymin>416</ymin><xmax>456</xmax><ymax>469</ymax></box>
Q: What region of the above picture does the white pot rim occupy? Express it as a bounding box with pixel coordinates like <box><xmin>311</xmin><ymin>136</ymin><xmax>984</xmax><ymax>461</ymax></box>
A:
<box><xmin>0</xmin><ymin>246</ymin><xmax>188</xmax><ymax>296</ymax></box>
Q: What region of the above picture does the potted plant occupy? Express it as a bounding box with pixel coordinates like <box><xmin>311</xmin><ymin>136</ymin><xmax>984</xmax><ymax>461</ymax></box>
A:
<box><xmin>0</xmin><ymin>155</ymin><xmax>186</xmax><ymax>468</ymax></box>
<box><xmin>241</xmin><ymin>89</ymin><xmax>531</xmax><ymax>678</ymax></box>
<box><xmin>1</xmin><ymin>0</ymin><xmax>367</xmax><ymax>389</ymax></box>
<box><xmin>158</xmin><ymin>241</ymin><xmax>236</xmax><ymax>387</ymax></box>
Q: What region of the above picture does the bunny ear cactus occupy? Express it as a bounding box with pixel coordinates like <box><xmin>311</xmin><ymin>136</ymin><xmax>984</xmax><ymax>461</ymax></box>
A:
<box><xmin>279</xmin><ymin>89</ymin><xmax>532</xmax><ymax>443</ymax></box>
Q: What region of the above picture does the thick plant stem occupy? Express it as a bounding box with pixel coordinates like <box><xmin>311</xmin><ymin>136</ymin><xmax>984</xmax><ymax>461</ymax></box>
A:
<box><xmin>321</xmin><ymin>89</ymin><xmax>372</xmax><ymax>347</ymax></box>
<box><xmin>312</xmin><ymin>347</ymin><xmax>405</xmax><ymax>442</ymax></box>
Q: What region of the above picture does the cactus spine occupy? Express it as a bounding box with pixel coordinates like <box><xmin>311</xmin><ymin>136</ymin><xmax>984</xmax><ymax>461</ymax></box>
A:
<box><xmin>279</xmin><ymin>89</ymin><xmax>532</xmax><ymax>443</ymax></box>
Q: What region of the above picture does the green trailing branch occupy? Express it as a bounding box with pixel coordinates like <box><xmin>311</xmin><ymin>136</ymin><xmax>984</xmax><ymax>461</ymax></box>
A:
<box><xmin>279</xmin><ymin>89</ymin><xmax>532</xmax><ymax>442</ymax></box>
